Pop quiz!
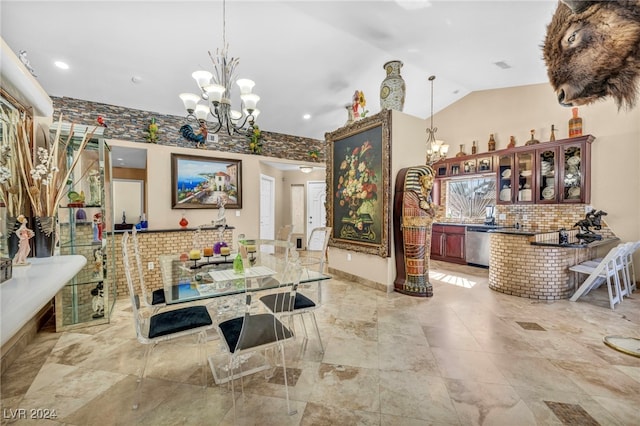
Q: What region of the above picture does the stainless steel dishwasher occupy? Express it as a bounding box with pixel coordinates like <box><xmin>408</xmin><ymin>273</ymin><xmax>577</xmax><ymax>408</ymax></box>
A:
<box><xmin>465</xmin><ymin>226</ymin><xmax>492</xmax><ymax>267</ymax></box>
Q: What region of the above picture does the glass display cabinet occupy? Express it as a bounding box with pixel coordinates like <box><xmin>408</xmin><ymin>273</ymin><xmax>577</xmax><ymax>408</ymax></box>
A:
<box><xmin>515</xmin><ymin>151</ymin><xmax>534</xmax><ymax>204</ymax></box>
<box><xmin>55</xmin><ymin>124</ymin><xmax>115</xmax><ymax>331</ymax></box>
<box><xmin>537</xmin><ymin>147</ymin><xmax>558</xmax><ymax>203</ymax></box>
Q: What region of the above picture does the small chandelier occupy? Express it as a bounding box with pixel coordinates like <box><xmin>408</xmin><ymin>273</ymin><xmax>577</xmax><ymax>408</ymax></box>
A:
<box><xmin>179</xmin><ymin>0</ymin><xmax>259</xmax><ymax>136</ymax></box>
<box><xmin>425</xmin><ymin>75</ymin><xmax>449</xmax><ymax>165</ymax></box>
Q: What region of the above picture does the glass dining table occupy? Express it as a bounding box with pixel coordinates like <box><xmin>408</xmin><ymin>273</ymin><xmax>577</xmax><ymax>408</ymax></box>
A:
<box><xmin>158</xmin><ymin>249</ymin><xmax>330</xmax><ymax>385</ymax></box>
<box><xmin>158</xmin><ymin>251</ymin><xmax>329</xmax><ymax>306</ymax></box>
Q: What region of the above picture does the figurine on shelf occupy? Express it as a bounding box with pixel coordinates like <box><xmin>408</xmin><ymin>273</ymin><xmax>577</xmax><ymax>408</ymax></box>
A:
<box><xmin>93</xmin><ymin>248</ymin><xmax>103</xmax><ymax>277</ymax></box>
<box><xmin>13</xmin><ymin>215</ymin><xmax>34</xmax><ymax>266</ymax></box>
<box><xmin>507</xmin><ymin>136</ymin><xmax>516</xmax><ymax>148</ymax></box>
<box><xmin>88</xmin><ymin>169</ymin><xmax>101</xmax><ymax>206</ymax></box>
<box><xmin>91</xmin><ymin>282</ymin><xmax>105</xmax><ymax>318</ymax></box>
<box><xmin>93</xmin><ymin>212</ymin><xmax>103</xmax><ymax>242</ymax></box>
<box><xmin>212</xmin><ymin>195</ymin><xmax>226</xmax><ymax>227</ymax></box>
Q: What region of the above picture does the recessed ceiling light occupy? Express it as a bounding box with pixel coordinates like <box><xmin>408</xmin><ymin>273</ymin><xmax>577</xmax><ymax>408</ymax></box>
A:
<box><xmin>131</xmin><ymin>76</ymin><xmax>143</xmax><ymax>84</ymax></box>
<box><xmin>54</xmin><ymin>61</ymin><xmax>69</xmax><ymax>70</ymax></box>
<box><xmin>494</xmin><ymin>61</ymin><xmax>511</xmax><ymax>69</ymax></box>
<box><xmin>117</xmin><ymin>157</ymin><xmax>124</xmax><ymax>161</ymax></box>
<box><xmin>303</xmin><ymin>114</ymin><xmax>311</xmax><ymax>120</ymax></box>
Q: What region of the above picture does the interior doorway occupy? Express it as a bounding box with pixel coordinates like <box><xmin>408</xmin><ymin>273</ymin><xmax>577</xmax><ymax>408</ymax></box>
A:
<box><xmin>306</xmin><ymin>181</ymin><xmax>326</xmax><ymax>249</ymax></box>
<box><xmin>259</xmin><ymin>174</ymin><xmax>275</xmax><ymax>240</ymax></box>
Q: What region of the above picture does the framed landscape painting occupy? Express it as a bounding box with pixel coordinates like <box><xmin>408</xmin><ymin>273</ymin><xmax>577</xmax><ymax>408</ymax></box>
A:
<box><xmin>325</xmin><ymin>110</ymin><xmax>391</xmax><ymax>257</ymax></box>
<box><xmin>171</xmin><ymin>153</ymin><xmax>242</xmax><ymax>209</ymax></box>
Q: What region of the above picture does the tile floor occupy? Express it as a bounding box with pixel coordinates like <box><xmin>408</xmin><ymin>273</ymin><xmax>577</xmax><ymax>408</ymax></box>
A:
<box><xmin>1</xmin><ymin>261</ymin><xmax>639</xmax><ymax>425</ymax></box>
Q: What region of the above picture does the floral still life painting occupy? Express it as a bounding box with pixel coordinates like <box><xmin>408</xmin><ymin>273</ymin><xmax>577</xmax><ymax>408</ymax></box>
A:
<box><xmin>326</xmin><ymin>110</ymin><xmax>391</xmax><ymax>257</ymax></box>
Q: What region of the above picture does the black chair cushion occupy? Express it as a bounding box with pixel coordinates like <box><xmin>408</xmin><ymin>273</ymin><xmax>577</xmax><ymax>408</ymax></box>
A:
<box><xmin>152</xmin><ymin>289</ymin><xmax>166</xmax><ymax>305</ymax></box>
<box><xmin>218</xmin><ymin>313</ymin><xmax>292</xmax><ymax>353</ymax></box>
<box><xmin>260</xmin><ymin>292</ymin><xmax>316</xmax><ymax>313</ymax></box>
<box><xmin>148</xmin><ymin>305</ymin><xmax>212</xmax><ymax>339</ymax></box>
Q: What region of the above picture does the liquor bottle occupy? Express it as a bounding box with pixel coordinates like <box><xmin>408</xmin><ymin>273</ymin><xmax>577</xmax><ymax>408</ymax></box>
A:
<box><xmin>550</xmin><ymin>125</ymin><xmax>556</xmax><ymax>141</ymax></box>
<box><xmin>488</xmin><ymin>134</ymin><xmax>496</xmax><ymax>151</ymax></box>
<box><xmin>471</xmin><ymin>140</ymin><xmax>477</xmax><ymax>154</ymax></box>
<box><xmin>568</xmin><ymin>108</ymin><xmax>583</xmax><ymax>138</ymax></box>
<box><xmin>455</xmin><ymin>144</ymin><xmax>466</xmax><ymax>157</ymax></box>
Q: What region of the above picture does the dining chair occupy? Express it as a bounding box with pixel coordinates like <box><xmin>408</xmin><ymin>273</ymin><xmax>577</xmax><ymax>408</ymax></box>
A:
<box><xmin>260</xmin><ymin>227</ymin><xmax>331</xmax><ymax>353</ymax></box>
<box><xmin>131</xmin><ymin>227</ymin><xmax>166</xmax><ymax>311</ymax></box>
<box><xmin>216</xmin><ymin>239</ymin><xmax>302</xmax><ymax>417</ymax></box>
<box><xmin>121</xmin><ymin>231</ymin><xmax>213</xmax><ymax>410</ymax></box>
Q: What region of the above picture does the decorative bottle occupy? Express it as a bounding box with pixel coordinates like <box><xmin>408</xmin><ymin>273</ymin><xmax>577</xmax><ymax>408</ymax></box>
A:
<box><xmin>568</xmin><ymin>107</ymin><xmax>582</xmax><ymax>138</ymax></box>
<box><xmin>455</xmin><ymin>144</ymin><xmax>466</xmax><ymax>157</ymax></box>
<box><xmin>525</xmin><ymin>129</ymin><xmax>539</xmax><ymax>146</ymax></box>
<box><xmin>179</xmin><ymin>214</ymin><xmax>188</xmax><ymax>228</ymax></box>
<box><xmin>471</xmin><ymin>141</ymin><xmax>477</xmax><ymax>154</ymax></box>
<box><xmin>379</xmin><ymin>60</ymin><xmax>406</xmax><ymax>111</ymax></box>
<box><xmin>550</xmin><ymin>125</ymin><xmax>556</xmax><ymax>141</ymax></box>
<box><xmin>507</xmin><ymin>136</ymin><xmax>516</xmax><ymax>148</ymax></box>
<box><xmin>488</xmin><ymin>134</ymin><xmax>496</xmax><ymax>151</ymax></box>
<box><xmin>233</xmin><ymin>252</ymin><xmax>244</xmax><ymax>274</ymax></box>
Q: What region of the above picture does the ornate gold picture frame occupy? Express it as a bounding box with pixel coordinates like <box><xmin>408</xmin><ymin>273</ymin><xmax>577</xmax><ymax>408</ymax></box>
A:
<box><xmin>325</xmin><ymin>110</ymin><xmax>391</xmax><ymax>257</ymax></box>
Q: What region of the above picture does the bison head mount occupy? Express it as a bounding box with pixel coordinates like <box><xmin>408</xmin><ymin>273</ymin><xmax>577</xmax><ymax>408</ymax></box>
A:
<box><xmin>543</xmin><ymin>0</ymin><xmax>640</xmax><ymax>109</ymax></box>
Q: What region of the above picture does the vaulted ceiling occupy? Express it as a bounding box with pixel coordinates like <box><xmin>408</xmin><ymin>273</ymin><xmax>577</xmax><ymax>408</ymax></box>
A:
<box><xmin>1</xmin><ymin>1</ymin><xmax>559</xmax><ymax>141</ymax></box>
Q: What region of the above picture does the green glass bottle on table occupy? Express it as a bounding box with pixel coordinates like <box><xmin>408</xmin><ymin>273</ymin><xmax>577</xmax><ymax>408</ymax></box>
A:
<box><xmin>233</xmin><ymin>253</ymin><xmax>244</xmax><ymax>274</ymax></box>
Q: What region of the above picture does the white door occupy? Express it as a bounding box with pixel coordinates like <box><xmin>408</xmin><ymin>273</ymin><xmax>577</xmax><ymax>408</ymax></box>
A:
<box><xmin>306</xmin><ymin>181</ymin><xmax>326</xmax><ymax>250</ymax></box>
<box><xmin>260</xmin><ymin>174</ymin><xmax>275</xmax><ymax>241</ymax></box>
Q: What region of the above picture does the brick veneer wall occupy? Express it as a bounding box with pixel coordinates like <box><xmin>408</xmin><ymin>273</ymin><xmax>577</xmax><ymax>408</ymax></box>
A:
<box><xmin>108</xmin><ymin>228</ymin><xmax>234</xmax><ymax>298</ymax></box>
<box><xmin>489</xmin><ymin>232</ymin><xmax>596</xmax><ymax>300</ymax></box>
<box><xmin>52</xmin><ymin>96</ymin><xmax>326</xmax><ymax>162</ymax></box>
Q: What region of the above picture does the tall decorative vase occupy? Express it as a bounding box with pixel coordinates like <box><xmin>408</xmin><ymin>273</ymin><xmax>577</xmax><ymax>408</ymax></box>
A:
<box><xmin>379</xmin><ymin>60</ymin><xmax>406</xmax><ymax>111</ymax></box>
<box><xmin>34</xmin><ymin>216</ymin><xmax>56</xmax><ymax>258</ymax></box>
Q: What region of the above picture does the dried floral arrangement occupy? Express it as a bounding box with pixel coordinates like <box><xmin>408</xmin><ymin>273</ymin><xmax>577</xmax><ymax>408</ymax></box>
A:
<box><xmin>0</xmin><ymin>105</ymin><xmax>27</xmax><ymax>218</ymax></box>
<box><xmin>15</xmin><ymin>116</ymin><xmax>95</xmax><ymax>218</ymax></box>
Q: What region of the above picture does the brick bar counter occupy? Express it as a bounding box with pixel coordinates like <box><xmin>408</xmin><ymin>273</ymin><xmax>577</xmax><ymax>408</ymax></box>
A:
<box><xmin>488</xmin><ymin>228</ymin><xmax>618</xmax><ymax>300</ymax></box>
<box><xmin>107</xmin><ymin>226</ymin><xmax>234</xmax><ymax>298</ymax></box>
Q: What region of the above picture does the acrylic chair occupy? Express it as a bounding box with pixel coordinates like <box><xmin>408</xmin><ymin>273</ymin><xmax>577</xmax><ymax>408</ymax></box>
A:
<box><xmin>260</xmin><ymin>227</ymin><xmax>331</xmax><ymax>353</ymax></box>
<box><xmin>131</xmin><ymin>227</ymin><xmax>166</xmax><ymax>310</ymax></box>
<box><xmin>216</xmin><ymin>239</ymin><xmax>302</xmax><ymax>417</ymax></box>
<box><xmin>121</xmin><ymin>231</ymin><xmax>213</xmax><ymax>410</ymax></box>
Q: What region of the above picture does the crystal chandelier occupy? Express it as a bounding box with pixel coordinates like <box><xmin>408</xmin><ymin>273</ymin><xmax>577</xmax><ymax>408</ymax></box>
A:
<box><xmin>179</xmin><ymin>0</ymin><xmax>259</xmax><ymax>136</ymax></box>
<box><xmin>425</xmin><ymin>75</ymin><xmax>449</xmax><ymax>165</ymax></box>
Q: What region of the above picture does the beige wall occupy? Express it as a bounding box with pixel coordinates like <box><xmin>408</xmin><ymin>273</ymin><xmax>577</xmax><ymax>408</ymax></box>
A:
<box><xmin>106</xmin><ymin>139</ymin><xmax>325</xmax><ymax>245</ymax></box>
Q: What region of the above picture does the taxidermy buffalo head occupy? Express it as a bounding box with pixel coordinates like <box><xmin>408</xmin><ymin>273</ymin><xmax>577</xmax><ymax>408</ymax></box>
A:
<box><xmin>543</xmin><ymin>0</ymin><xmax>640</xmax><ymax>109</ymax></box>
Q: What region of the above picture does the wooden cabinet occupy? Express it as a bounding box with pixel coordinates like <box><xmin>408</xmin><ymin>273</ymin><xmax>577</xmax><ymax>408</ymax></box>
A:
<box><xmin>494</xmin><ymin>135</ymin><xmax>593</xmax><ymax>205</ymax></box>
<box><xmin>431</xmin><ymin>224</ymin><xmax>466</xmax><ymax>264</ymax></box>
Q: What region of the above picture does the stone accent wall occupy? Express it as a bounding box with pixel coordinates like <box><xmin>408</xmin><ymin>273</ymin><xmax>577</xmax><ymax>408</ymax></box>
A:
<box><xmin>489</xmin><ymin>232</ymin><xmax>595</xmax><ymax>300</ymax></box>
<box><xmin>109</xmin><ymin>228</ymin><xmax>234</xmax><ymax>298</ymax></box>
<box><xmin>52</xmin><ymin>96</ymin><xmax>325</xmax><ymax>162</ymax></box>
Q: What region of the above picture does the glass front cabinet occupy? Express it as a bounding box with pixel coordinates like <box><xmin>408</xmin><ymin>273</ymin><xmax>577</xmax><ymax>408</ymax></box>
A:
<box><xmin>494</xmin><ymin>135</ymin><xmax>593</xmax><ymax>205</ymax></box>
<box><xmin>55</xmin><ymin>124</ymin><xmax>115</xmax><ymax>331</ymax></box>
